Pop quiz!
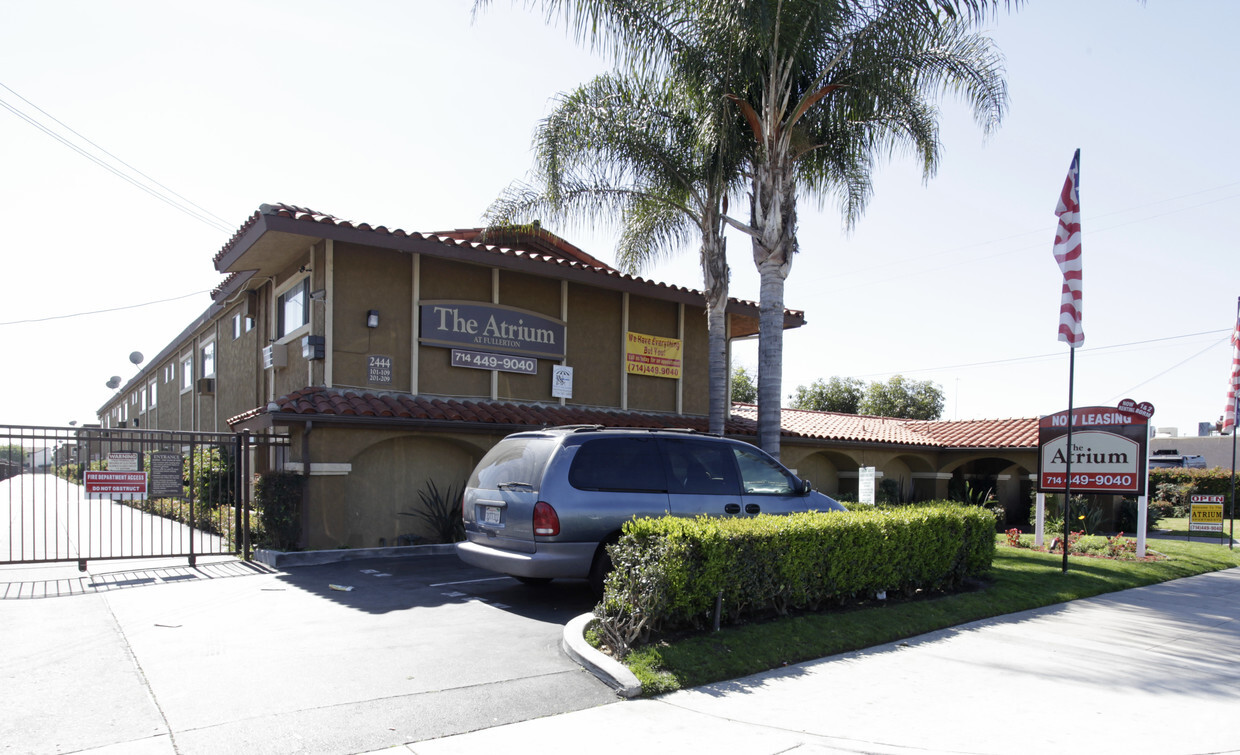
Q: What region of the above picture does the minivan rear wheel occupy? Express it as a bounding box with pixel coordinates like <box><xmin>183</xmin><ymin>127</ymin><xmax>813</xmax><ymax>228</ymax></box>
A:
<box><xmin>588</xmin><ymin>544</ymin><xmax>614</xmax><ymax>597</ymax></box>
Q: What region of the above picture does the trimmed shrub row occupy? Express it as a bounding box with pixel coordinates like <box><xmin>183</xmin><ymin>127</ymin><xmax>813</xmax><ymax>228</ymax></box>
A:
<box><xmin>595</xmin><ymin>502</ymin><xmax>996</xmax><ymax>656</ymax></box>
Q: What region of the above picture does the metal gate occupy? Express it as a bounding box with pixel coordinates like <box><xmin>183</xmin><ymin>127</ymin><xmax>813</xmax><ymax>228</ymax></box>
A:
<box><xmin>1</xmin><ymin>425</ymin><xmax>287</xmax><ymax>569</ymax></box>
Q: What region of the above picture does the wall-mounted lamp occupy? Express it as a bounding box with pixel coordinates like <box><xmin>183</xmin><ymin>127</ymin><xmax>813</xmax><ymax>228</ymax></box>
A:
<box><xmin>366</xmin><ymin>310</ymin><xmax>380</xmax><ymax>329</ymax></box>
<box><xmin>301</xmin><ymin>335</ymin><xmax>325</xmax><ymax>360</ymax></box>
<box><xmin>310</xmin><ymin>289</ymin><xmax>326</xmax><ymax>301</ymax></box>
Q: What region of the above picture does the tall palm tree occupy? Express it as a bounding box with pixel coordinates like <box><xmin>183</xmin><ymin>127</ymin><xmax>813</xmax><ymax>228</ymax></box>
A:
<box><xmin>485</xmin><ymin>72</ymin><xmax>748</xmax><ymax>433</ymax></box>
<box><xmin>477</xmin><ymin>0</ymin><xmax>1011</xmax><ymax>456</ymax></box>
<box><xmin>681</xmin><ymin>2</ymin><xmax>1008</xmax><ymax>457</ymax></box>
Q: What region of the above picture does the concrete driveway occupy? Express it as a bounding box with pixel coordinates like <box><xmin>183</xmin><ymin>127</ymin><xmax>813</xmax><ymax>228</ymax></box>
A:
<box><xmin>0</xmin><ymin>552</ymin><xmax>618</xmax><ymax>754</ymax></box>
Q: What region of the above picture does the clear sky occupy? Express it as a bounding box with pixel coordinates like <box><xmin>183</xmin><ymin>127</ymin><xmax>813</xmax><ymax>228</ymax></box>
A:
<box><xmin>1</xmin><ymin>1</ymin><xmax>1236</xmax><ymax>435</ymax></box>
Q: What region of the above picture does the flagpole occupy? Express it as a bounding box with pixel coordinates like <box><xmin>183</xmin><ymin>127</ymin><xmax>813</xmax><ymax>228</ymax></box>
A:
<box><xmin>1230</xmin><ymin>295</ymin><xmax>1239</xmax><ymax>550</ymax></box>
<box><xmin>1063</xmin><ymin>347</ymin><xmax>1075</xmax><ymax>573</ymax></box>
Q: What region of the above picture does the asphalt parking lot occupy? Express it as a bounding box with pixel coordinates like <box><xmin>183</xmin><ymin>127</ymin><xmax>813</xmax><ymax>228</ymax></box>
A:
<box><xmin>1</xmin><ymin>552</ymin><xmax>618</xmax><ymax>754</ymax></box>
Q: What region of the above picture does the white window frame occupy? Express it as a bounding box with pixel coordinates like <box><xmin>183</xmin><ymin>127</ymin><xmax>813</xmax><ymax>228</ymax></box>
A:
<box><xmin>276</xmin><ymin>276</ymin><xmax>311</xmax><ymax>342</ymax></box>
<box><xmin>149</xmin><ymin>379</ymin><xmax>158</xmax><ymax>409</ymax></box>
<box><xmin>180</xmin><ymin>353</ymin><xmax>193</xmax><ymax>393</ymax></box>
<box><xmin>233</xmin><ymin>312</ymin><xmax>254</xmax><ymax>339</ymax></box>
<box><xmin>201</xmin><ymin>338</ymin><xmax>216</xmax><ymax>379</ymax></box>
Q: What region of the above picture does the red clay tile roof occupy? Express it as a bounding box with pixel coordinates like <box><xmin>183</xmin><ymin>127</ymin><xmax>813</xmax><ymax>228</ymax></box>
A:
<box><xmin>232</xmin><ymin>389</ymin><xmax>1038</xmax><ymax>449</ymax></box>
<box><xmin>904</xmin><ymin>416</ymin><xmax>1040</xmax><ymax>448</ymax></box>
<box><xmin>212</xmin><ymin>204</ymin><xmax>799</xmax><ymax>322</ymax></box>
<box><xmin>730</xmin><ymin>405</ymin><xmax>1036</xmax><ymax>448</ymax></box>
<box><xmin>230</xmin><ymin>387</ymin><xmax>757</xmax><ymax>435</ymax></box>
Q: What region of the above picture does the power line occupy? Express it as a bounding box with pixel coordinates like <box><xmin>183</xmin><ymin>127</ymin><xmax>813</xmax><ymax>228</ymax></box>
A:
<box><xmin>826</xmin><ymin>181</ymin><xmax>1240</xmax><ymax>285</ymax></box>
<box><xmin>0</xmin><ymin>81</ymin><xmax>233</xmax><ymax>234</ymax></box>
<box><xmin>1105</xmin><ymin>337</ymin><xmax>1228</xmax><ymax>404</ymax></box>
<box><xmin>0</xmin><ymin>290</ymin><xmax>211</xmax><ymax>326</ymax></box>
<box><xmin>852</xmin><ymin>329</ymin><xmax>1232</xmax><ymax>378</ymax></box>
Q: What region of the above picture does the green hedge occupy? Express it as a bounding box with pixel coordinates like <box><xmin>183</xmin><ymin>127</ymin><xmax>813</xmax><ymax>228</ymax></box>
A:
<box><xmin>253</xmin><ymin>471</ymin><xmax>302</xmax><ymax>551</ymax></box>
<box><xmin>595</xmin><ymin>502</ymin><xmax>996</xmax><ymax>656</ymax></box>
<box><xmin>1149</xmin><ymin>468</ymin><xmax>1237</xmax><ymax>498</ymax></box>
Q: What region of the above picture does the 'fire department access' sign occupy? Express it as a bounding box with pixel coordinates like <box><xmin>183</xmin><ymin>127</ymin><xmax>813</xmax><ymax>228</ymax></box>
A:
<box><xmin>84</xmin><ymin>471</ymin><xmax>148</xmax><ymax>495</ymax></box>
<box><xmin>1037</xmin><ymin>400</ymin><xmax>1153</xmax><ymax>496</ymax></box>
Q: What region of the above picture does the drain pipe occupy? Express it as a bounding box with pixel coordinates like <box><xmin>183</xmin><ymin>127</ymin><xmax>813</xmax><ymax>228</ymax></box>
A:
<box><xmin>300</xmin><ymin>420</ymin><xmax>313</xmax><ymax>549</ymax></box>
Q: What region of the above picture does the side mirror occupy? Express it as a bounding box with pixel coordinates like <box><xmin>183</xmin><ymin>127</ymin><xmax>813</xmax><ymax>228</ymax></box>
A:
<box><xmin>798</xmin><ymin>478</ymin><xmax>813</xmax><ymax>495</ymax></box>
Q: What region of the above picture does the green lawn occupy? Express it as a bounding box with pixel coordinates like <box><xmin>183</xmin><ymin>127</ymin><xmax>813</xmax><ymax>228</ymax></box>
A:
<box><xmin>1155</xmin><ymin>516</ymin><xmax>1238</xmax><ymax>541</ymax></box>
<box><xmin>621</xmin><ymin>537</ymin><xmax>1240</xmax><ymax>695</ymax></box>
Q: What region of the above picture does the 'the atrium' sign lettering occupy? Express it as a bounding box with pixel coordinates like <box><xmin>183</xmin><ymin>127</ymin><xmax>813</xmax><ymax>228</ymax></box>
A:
<box><xmin>419</xmin><ymin>301</ymin><xmax>566</xmax><ymax>360</ymax></box>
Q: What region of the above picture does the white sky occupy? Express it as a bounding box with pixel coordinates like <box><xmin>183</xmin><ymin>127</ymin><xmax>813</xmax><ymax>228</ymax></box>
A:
<box><xmin>1</xmin><ymin>0</ymin><xmax>1236</xmax><ymax>434</ymax></box>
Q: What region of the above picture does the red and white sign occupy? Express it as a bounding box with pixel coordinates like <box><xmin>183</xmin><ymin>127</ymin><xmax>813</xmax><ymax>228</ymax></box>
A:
<box><xmin>84</xmin><ymin>470</ymin><xmax>148</xmax><ymax>495</ymax></box>
<box><xmin>1037</xmin><ymin>401</ymin><xmax>1153</xmax><ymax>496</ymax></box>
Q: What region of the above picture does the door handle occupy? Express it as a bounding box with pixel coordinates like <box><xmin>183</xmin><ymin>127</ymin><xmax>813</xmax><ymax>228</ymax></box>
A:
<box><xmin>724</xmin><ymin>503</ymin><xmax>741</xmax><ymax>514</ymax></box>
<box><xmin>745</xmin><ymin>503</ymin><xmax>761</xmax><ymax>514</ymax></box>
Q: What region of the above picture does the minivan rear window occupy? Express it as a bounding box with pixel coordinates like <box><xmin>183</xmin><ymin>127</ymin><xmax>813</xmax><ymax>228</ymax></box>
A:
<box><xmin>569</xmin><ymin>437</ymin><xmax>667</xmax><ymax>492</ymax></box>
<box><xmin>469</xmin><ymin>437</ymin><xmax>558</xmax><ymax>491</ymax></box>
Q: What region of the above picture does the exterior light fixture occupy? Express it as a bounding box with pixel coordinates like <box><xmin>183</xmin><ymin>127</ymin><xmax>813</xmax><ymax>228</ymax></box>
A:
<box><xmin>366</xmin><ymin>310</ymin><xmax>379</xmax><ymax>328</ymax></box>
<box><xmin>301</xmin><ymin>335</ymin><xmax>325</xmax><ymax>360</ymax></box>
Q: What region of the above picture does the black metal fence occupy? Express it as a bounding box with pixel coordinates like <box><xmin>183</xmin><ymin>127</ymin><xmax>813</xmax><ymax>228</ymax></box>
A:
<box><xmin>1</xmin><ymin>425</ymin><xmax>287</xmax><ymax>569</ymax></box>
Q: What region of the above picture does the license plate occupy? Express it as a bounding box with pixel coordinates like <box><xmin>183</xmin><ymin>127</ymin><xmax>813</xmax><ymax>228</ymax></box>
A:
<box><xmin>484</xmin><ymin>506</ymin><xmax>502</xmax><ymax>525</ymax></box>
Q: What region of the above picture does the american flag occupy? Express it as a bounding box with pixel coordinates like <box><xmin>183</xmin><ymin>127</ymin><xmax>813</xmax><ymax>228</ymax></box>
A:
<box><xmin>1224</xmin><ymin>305</ymin><xmax>1240</xmax><ymax>434</ymax></box>
<box><xmin>1053</xmin><ymin>149</ymin><xmax>1083</xmax><ymax>347</ymax></box>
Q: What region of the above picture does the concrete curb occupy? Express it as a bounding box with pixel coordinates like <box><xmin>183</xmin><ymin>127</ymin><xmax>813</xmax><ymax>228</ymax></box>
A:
<box><xmin>562</xmin><ymin>612</ymin><xmax>642</xmax><ymax>699</ymax></box>
<box><xmin>253</xmin><ymin>543</ymin><xmax>459</xmax><ymax>568</ymax></box>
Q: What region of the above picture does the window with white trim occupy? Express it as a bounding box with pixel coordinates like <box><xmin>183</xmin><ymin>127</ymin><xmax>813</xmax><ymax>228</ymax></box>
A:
<box><xmin>149</xmin><ymin>379</ymin><xmax>158</xmax><ymax>408</ymax></box>
<box><xmin>181</xmin><ymin>354</ymin><xmax>193</xmax><ymax>392</ymax></box>
<box><xmin>233</xmin><ymin>312</ymin><xmax>253</xmax><ymax>339</ymax></box>
<box><xmin>277</xmin><ymin>277</ymin><xmax>310</xmax><ymax>339</ymax></box>
<box><xmin>201</xmin><ymin>339</ymin><xmax>216</xmax><ymax>378</ymax></box>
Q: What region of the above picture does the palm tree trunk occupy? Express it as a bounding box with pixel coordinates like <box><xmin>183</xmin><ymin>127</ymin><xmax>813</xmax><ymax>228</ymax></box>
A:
<box><xmin>700</xmin><ymin>227</ymin><xmax>729</xmax><ymax>435</ymax></box>
<box><xmin>751</xmin><ymin>156</ymin><xmax>797</xmax><ymax>459</ymax></box>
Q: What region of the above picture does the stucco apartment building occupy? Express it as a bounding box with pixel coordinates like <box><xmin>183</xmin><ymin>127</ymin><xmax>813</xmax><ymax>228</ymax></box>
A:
<box><xmin>99</xmin><ymin>203</ymin><xmax>1038</xmax><ymax>549</ymax></box>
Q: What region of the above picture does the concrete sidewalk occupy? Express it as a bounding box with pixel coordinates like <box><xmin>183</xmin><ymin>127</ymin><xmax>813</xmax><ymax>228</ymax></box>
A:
<box><xmin>401</xmin><ymin>567</ymin><xmax>1240</xmax><ymax>755</ymax></box>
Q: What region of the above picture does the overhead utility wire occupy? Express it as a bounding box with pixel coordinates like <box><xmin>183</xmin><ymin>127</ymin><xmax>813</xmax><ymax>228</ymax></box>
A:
<box><xmin>0</xmin><ymin>289</ymin><xmax>211</xmax><ymax>326</ymax></box>
<box><xmin>0</xmin><ymin>82</ymin><xmax>232</xmax><ymax>234</ymax></box>
<box><xmin>1106</xmin><ymin>336</ymin><xmax>1229</xmax><ymax>404</ymax></box>
<box><xmin>853</xmin><ymin>329</ymin><xmax>1232</xmax><ymax>378</ymax></box>
<box><xmin>827</xmin><ymin>182</ymin><xmax>1240</xmax><ymax>283</ymax></box>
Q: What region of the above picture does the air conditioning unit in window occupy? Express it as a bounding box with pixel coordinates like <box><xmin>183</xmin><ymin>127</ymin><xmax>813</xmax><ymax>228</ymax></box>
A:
<box><xmin>196</xmin><ymin>378</ymin><xmax>215</xmax><ymax>394</ymax></box>
<box><xmin>262</xmin><ymin>343</ymin><xmax>288</xmax><ymax>370</ymax></box>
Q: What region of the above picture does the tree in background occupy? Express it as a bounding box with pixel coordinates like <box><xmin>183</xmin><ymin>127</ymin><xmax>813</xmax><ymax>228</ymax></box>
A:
<box><xmin>861</xmin><ymin>375</ymin><xmax>945</xmax><ymax>420</ymax></box>
<box><xmin>789</xmin><ymin>374</ymin><xmax>944</xmax><ymax>419</ymax></box>
<box><xmin>788</xmin><ymin>376</ymin><xmax>865</xmax><ymax>413</ymax></box>
<box><xmin>731</xmin><ymin>366</ymin><xmax>757</xmax><ymax>404</ymax></box>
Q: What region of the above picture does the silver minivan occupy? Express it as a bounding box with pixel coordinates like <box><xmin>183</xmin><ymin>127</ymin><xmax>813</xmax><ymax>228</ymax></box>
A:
<box><xmin>455</xmin><ymin>426</ymin><xmax>845</xmax><ymax>592</ymax></box>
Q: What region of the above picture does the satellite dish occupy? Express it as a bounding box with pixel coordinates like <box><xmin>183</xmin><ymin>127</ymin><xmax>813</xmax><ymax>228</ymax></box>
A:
<box><xmin>129</xmin><ymin>351</ymin><xmax>144</xmax><ymax>365</ymax></box>
<box><xmin>107</xmin><ymin>376</ymin><xmax>121</xmax><ymax>389</ymax></box>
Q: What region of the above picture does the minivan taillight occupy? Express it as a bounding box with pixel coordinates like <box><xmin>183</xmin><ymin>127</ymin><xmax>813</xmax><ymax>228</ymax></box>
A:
<box><xmin>533</xmin><ymin>501</ymin><xmax>560</xmax><ymax>536</ymax></box>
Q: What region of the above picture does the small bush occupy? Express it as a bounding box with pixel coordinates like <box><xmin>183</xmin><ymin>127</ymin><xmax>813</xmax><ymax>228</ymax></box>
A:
<box><xmin>401</xmin><ymin>479</ymin><xmax>465</xmax><ymax>544</ymax></box>
<box><xmin>253</xmin><ymin>471</ymin><xmax>302</xmax><ymax>550</ymax></box>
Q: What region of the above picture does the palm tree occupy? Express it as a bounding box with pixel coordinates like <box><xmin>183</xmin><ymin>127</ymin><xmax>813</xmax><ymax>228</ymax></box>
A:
<box><xmin>682</xmin><ymin>2</ymin><xmax>1009</xmax><ymax>457</ymax></box>
<box><xmin>477</xmin><ymin>0</ymin><xmax>1011</xmax><ymax>456</ymax></box>
<box><xmin>484</xmin><ymin>71</ymin><xmax>748</xmax><ymax>433</ymax></box>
